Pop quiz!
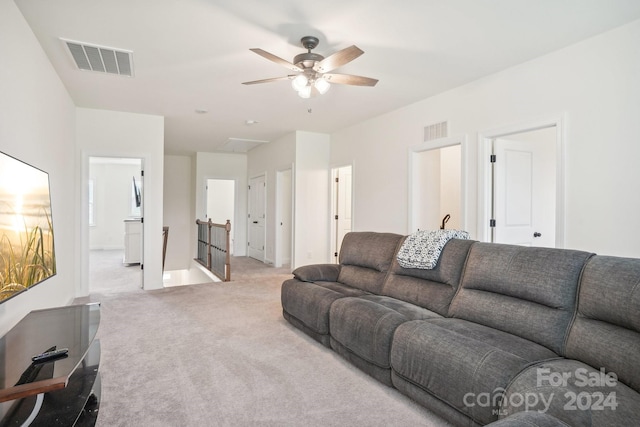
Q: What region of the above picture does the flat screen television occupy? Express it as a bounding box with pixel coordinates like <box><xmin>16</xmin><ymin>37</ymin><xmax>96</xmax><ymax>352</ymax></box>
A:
<box><xmin>0</xmin><ymin>151</ymin><xmax>56</xmax><ymax>303</ymax></box>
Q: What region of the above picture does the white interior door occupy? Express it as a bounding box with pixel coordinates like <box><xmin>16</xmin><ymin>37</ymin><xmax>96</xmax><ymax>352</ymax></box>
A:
<box><xmin>493</xmin><ymin>139</ymin><xmax>535</xmax><ymax>246</ymax></box>
<box><xmin>493</xmin><ymin>131</ymin><xmax>556</xmax><ymax>247</ymax></box>
<box><xmin>248</xmin><ymin>175</ymin><xmax>266</xmax><ymax>261</ymax></box>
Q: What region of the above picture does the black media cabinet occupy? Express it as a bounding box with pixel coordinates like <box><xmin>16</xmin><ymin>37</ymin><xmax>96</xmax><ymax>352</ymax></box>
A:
<box><xmin>0</xmin><ymin>303</ymin><xmax>101</xmax><ymax>426</ymax></box>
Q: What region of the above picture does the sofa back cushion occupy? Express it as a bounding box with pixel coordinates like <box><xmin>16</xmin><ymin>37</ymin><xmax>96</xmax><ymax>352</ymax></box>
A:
<box><xmin>565</xmin><ymin>255</ymin><xmax>640</xmax><ymax>393</ymax></box>
<box><xmin>382</xmin><ymin>238</ymin><xmax>475</xmax><ymax>316</ymax></box>
<box><xmin>448</xmin><ymin>243</ymin><xmax>593</xmax><ymax>354</ymax></box>
<box><xmin>337</xmin><ymin>232</ymin><xmax>404</xmax><ymax>294</ymax></box>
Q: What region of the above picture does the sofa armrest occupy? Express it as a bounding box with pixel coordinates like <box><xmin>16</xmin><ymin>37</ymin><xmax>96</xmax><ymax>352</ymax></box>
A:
<box><xmin>293</xmin><ymin>264</ymin><xmax>341</xmax><ymax>282</ymax></box>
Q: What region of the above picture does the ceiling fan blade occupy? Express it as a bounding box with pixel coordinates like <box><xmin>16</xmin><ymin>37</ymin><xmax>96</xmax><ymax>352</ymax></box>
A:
<box><xmin>313</xmin><ymin>45</ymin><xmax>364</xmax><ymax>73</ymax></box>
<box><xmin>323</xmin><ymin>73</ymin><xmax>378</xmax><ymax>87</ymax></box>
<box><xmin>242</xmin><ymin>76</ymin><xmax>294</xmax><ymax>85</ymax></box>
<box><xmin>250</xmin><ymin>48</ymin><xmax>303</xmax><ymax>72</ymax></box>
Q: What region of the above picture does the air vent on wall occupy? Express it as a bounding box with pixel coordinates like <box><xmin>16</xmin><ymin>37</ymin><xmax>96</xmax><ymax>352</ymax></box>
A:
<box><xmin>424</xmin><ymin>121</ymin><xmax>448</xmax><ymax>141</ymax></box>
<box><xmin>62</xmin><ymin>39</ymin><xmax>133</xmax><ymax>77</ymax></box>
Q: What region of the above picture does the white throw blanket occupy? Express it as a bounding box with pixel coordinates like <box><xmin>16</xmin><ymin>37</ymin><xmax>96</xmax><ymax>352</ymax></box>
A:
<box><xmin>397</xmin><ymin>229</ymin><xmax>470</xmax><ymax>269</ymax></box>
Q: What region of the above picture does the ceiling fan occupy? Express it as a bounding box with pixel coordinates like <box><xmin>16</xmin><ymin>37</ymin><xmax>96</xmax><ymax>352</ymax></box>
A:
<box><xmin>242</xmin><ymin>36</ymin><xmax>378</xmax><ymax>98</ymax></box>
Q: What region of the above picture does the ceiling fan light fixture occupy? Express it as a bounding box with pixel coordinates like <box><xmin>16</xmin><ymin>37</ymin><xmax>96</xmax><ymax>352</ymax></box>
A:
<box><xmin>244</xmin><ymin>36</ymin><xmax>377</xmax><ymax>96</ymax></box>
<box><xmin>291</xmin><ymin>74</ymin><xmax>308</xmax><ymax>91</ymax></box>
<box><xmin>297</xmin><ymin>85</ymin><xmax>312</xmax><ymax>98</ymax></box>
<box><xmin>314</xmin><ymin>78</ymin><xmax>330</xmax><ymax>94</ymax></box>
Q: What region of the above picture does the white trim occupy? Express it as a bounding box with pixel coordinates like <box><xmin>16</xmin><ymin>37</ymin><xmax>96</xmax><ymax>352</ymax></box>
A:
<box><xmin>477</xmin><ymin>114</ymin><xmax>566</xmax><ymax>247</ymax></box>
<box><xmin>274</xmin><ymin>165</ymin><xmax>294</xmax><ymax>269</ymax></box>
<box><xmin>290</xmin><ymin>164</ymin><xmax>296</xmax><ymax>269</ymax></box>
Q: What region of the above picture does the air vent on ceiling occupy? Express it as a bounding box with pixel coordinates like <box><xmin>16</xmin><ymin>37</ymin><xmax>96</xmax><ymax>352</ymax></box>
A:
<box><xmin>424</xmin><ymin>121</ymin><xmax>448</xmax><ymax>141</ymax></box>
<box><xmin>62</xmin><ymin>39</ymin><xmax>133</xmax><ymax>77</ymax></box>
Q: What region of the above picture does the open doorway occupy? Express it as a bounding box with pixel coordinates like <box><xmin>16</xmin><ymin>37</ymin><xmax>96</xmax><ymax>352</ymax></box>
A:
<box><xmin>330</xmin><ymin>165</ymin><xmax>353</xmax><ymax>263</ymax></box>
<box><xmin>88</xmin><ymin>156</ymin><xmax>143</xmax><ymax>293</ymax></box>
<box><xmin>409</xmin><ymin>136</ymin><xmax>466</xmax><ymax>233</ymax></box>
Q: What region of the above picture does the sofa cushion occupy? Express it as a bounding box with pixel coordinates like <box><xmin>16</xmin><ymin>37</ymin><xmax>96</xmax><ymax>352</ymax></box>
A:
<box><xmin>448</xmin><ymin>243</ymin><xmax>593</xmax><ymax>354</ymax></box>
<box><xmin>281</xmin><ymin>279</ymin><xmax>367</xmax><ymax>337</ymax></box>
<box><xmin>292</xmin><ymin>264</ymin><xmax>340</xmax><ymax>282</ymax></box>
<box><xmin>499</xmin><ymin>359</ymin><xmax>640</xmax><ymax>426</ymax></box>
<box><xmin>281</xmin><ymin>232</ymin><xmax>402</xmax><ymax>346</ymax></box>
<box><xmin>326</xmin><ymin>239</ymin><xmax>475</xmax><ymax>386</ymax></box>
<box><xmin>330</xmin><ymin>295</ymin><xmax>441</xmax><ymax>369</ymax></box>
<box><xmin>383</xmin><ymin>238</ymin><xmax>475</xmax><ymax>316</ymax></box>
<box><xmin>337</xmin><ymin>232</ymin><xmax>404</xmax><ymax>294</ymax></box>
<box><xmin>565</xmin><ymin>255</ymin><xmax>640</xmax><ymax>393</ymax></box>
<box><xmin>391</xmin><ymin>318</ymin><xmax>559</xmax><ymax>425</ymax></box>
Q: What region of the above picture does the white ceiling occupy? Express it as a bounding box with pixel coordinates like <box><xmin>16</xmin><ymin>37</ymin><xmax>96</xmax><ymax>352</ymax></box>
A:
<box><xmin>15</xmin><ymin>0</ymin><xmax>640</xmax><ymax>155</ymax></box>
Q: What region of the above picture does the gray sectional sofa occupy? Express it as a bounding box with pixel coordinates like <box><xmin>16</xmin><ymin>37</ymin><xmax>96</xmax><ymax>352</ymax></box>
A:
<box><xmin>280</xmin><ymin>231</ymin><xmax>640</xmax><ymax>426</ymax></box>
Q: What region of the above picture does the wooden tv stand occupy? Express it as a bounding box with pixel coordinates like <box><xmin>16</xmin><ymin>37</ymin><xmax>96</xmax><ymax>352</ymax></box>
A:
<box><xmin>0</xmin><ymin>303</ymin><xmax>101</xmax><ymax>426</ymax></box>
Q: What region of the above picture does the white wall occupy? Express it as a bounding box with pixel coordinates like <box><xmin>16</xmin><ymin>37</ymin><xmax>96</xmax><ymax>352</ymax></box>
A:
<box><xmin>77</xmin><ymin>108</ymin><xmax>164</xmax><ymax>291</ymax></box>
<box><xmin>247</xmin><ymin>131</ymin><xmax>330</xmax><ymax>268</ymax></box>
<box><xmin>440</xmin><ymin>145</ymin><xmax>462</xmax><ymax>230</ymax></box>
<box><xmin>294</xmin><ymin>132</ymin><xmax>331</xmax><ymax>267</ymax></box>
<box><xmin>195</xmin><ymin>152</ymin><xmax>247</xmax><ymax>257</ymax></box>
<box><xmin>415</xmin><ymin>149</ymin><xmax>442</xmax><ymax>230</ymax></box>
<box><xmin>248</xmin><ymin>133</ymin><xmax>296</xmax><ymax>264</ymax></box>
<box><xmin>413</xmin><ymin>145</ymin><xmax>461</xmax><ymax>231</ymax></box>
<box><xmin>207</xmin><ymin>180</ymin><xmax>234</xmax><ymax>223</ymax></box>
<box><xmin>163</xmin><ymin>155</ymin><xmax>194</xmax><ymax>270</ymax></box>
<box><xmin>331</xmin><ymin>19</ymin><xmax>640</xmax><ymax>257</ymax></box>
<box><xmin>0</xmin><ymin>1</ymin><xmax>77</xmax><ymax>335</ymax></box>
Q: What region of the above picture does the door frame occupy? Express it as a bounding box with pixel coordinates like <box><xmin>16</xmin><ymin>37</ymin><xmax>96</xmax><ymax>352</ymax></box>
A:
<box><xmin>330</xmin><ymin>163</ymin><xmax>355</xmax><ymax>262</ymax></box>
<box><xmin>82</xmin><ymin>154</ymin><xmax>145</xmax><ymax>295</ymax></box>
<box><xmin>275</xmin><ymin>165</ymin><xmax>294</xmax><ymax>268</ymax></box>
<box><xmin>477</xmin><ymin>114</ymin><xmax>566</xmax><ymax>247</ymax></box>
<box><xmin>408</xmin><ymin>135</ymin><xmax>468</xmax><ymax>233</ymax></box>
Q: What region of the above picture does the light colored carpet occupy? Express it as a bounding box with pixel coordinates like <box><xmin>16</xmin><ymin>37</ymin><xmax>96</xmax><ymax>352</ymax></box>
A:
<box><xmin>90</xmin><ymin>249</ymin><xmax>142</xmax><ymax>293</ymax></box>
<box><xmin>77</xmin><ymin>257</ymin><xmax>451</xmax><ymax>427</ymax></box>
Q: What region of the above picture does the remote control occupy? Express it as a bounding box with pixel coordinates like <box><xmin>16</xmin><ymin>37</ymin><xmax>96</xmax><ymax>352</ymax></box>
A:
<box><xmin>31</xmin><ymin>347</ymin><xmax>69</xmax><ymax>363</ymax></box>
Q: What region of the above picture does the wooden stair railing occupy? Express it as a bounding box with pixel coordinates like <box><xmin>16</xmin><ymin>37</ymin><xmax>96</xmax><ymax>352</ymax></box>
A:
<box><xmin>195</xmin><ymin>219</ymin><xmax>231</xmax><ymax>281</ymax></box>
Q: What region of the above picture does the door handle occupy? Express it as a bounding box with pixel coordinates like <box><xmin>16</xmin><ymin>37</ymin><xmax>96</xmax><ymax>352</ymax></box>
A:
<box><xmin>533</xmin><ymin>232</ymin><xmax>542</xmax><ymax>238</ymax></box>
<box><xmin>253</xmin><ymin>221</ymin><xmax>258</xmax><ymax>224</ymax></box>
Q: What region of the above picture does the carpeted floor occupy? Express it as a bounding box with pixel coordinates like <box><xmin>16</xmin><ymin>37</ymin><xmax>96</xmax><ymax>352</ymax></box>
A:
<box><xmin>77</xmin><ymin>256</ymin><xmax>451</xmax><ymax>426</ymax></box>
<box><xmin>90</xmin><ymin>249</ymin><xmax>142</xmax><ymax>294</ymax></box>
